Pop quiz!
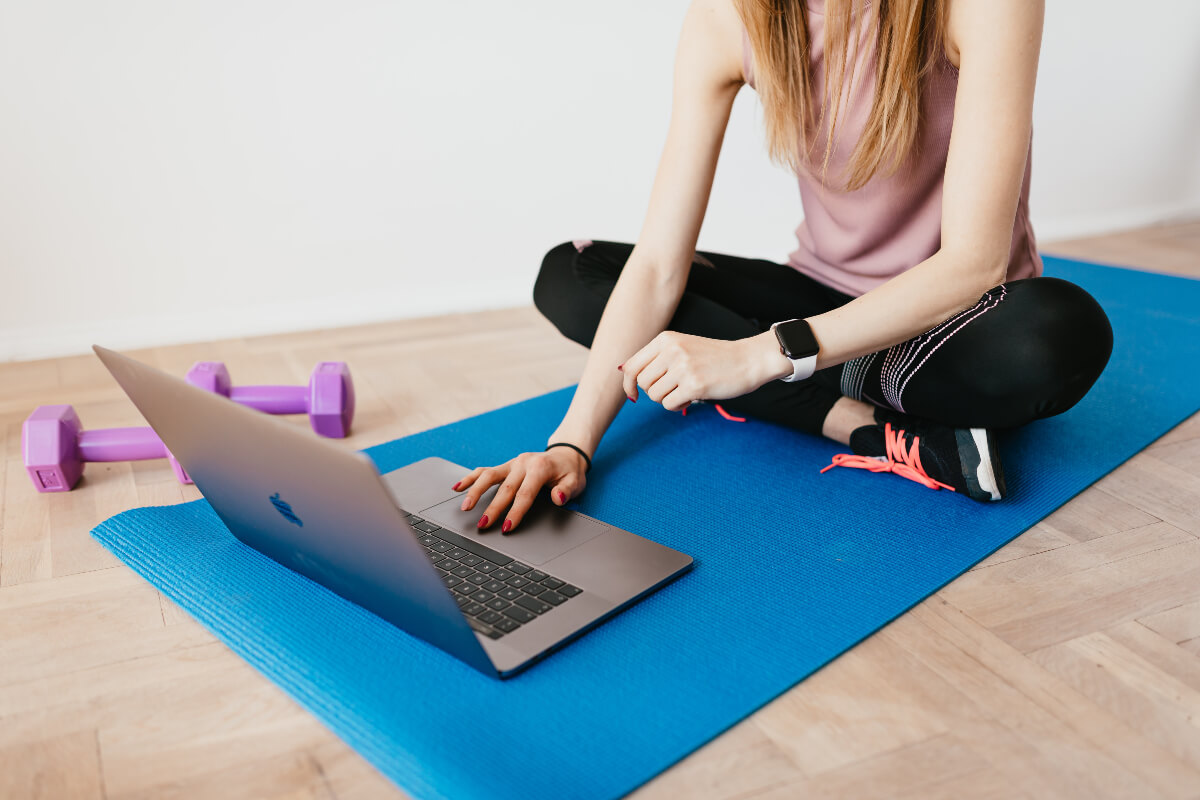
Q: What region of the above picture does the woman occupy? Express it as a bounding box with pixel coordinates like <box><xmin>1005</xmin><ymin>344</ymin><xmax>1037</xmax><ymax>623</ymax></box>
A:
<box><xmin>453</xmin><ymin>0</ymin><xmax>1112</xmax><ymax>532</ymax></box>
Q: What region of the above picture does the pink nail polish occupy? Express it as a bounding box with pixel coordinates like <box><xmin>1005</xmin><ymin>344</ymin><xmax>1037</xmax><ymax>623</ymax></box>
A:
<box><xmin>477</xmin><ymin>515</ymin><xmax>488</xmax><ymax>529</ymax></box>
<box><xmin>452</xmin><ymin>481</ymin><xmax>461</xmax><ymax>491</ymax></box>
<box><xmin>617</xmin><ymin>363</ymin><xmax>624</xmax><ymax>371</ymax></box>
<box><xmin>501</xmin><ymin>519</ymin><xmax>512</xmax><ymax>533</ymax></box>
<box><xmin>556</xmin><ymin>491</ymin><xmax>566</xmax><ymax>504</ymax></box>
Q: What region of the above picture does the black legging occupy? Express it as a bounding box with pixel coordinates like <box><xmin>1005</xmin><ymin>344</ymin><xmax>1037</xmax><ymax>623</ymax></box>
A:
<box><xmin>532</xmin><ymin>240</ymin><xmax>1113</xmax><ymax>433</ymax></box>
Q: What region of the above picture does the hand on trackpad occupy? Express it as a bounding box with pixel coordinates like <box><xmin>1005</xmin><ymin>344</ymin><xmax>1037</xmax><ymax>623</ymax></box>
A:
<box><xmin>419</xmin><ymin>489</ymin><xmax>608</xmax><ymax>565</ymax></box>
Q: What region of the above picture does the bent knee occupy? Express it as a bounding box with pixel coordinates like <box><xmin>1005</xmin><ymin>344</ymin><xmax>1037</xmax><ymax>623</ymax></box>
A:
<box><xmin>532</xmin><ymin>240</ymin><xmax>584</xmax><ymax>321</ymax></box>
<box><xmin>973</xmin><ymin>277</ymin><xmax>1113</xmax><ymax>421</ymax></box>
<box><xmin>532</xmin><ymin>240</ymin><xmax>607</xmax><ymax>347</ymax></box>
<box><xmin>1003</xmin><ymin>277</ymin><xmax>1113</xmax><ymax>377</ymax></box>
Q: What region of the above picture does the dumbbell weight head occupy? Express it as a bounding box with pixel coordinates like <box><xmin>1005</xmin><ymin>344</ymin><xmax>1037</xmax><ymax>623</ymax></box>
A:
<box><xmin>22</xmin><ymin>405</ymin><xmax>84</xmax><ymax>491</ymax></box>
<box><xmin>307</xmin><ymin>362</ymin><xmax>356</xmax><ymax>438</ymax></box>
<box><xmin>23</xmin><ymin>405</ymin><xmax>191</xmax><ymax>493</ymax></box>
<box><xmin>184</xmin><ymin>361</ymin><xmax>232</xmax><ymax>396</ymax></box>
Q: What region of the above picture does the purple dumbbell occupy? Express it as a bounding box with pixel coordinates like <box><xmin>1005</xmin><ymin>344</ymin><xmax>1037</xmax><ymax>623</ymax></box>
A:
<box><xmin>185</xmin><ymin>361</ymin><xmax>355</xmax><ymax>438</ymax></box>
<box><xmin>22</xmin><ymin>405</ymin><xmax>192</xmax><ymax>493</ymax></box>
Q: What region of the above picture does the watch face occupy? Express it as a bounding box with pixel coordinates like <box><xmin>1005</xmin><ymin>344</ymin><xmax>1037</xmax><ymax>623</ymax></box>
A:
<box><xmin>775</xmin><ymin>319</ymin><xmax>820</xmax><ymax>359</ymax></box>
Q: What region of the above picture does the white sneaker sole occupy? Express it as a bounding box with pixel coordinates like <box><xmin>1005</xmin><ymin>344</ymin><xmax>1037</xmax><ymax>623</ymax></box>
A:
<box><xmin>970</xmin><ymin>428</ymin><xmax>1002</xmax><ymax>501</ymax></box>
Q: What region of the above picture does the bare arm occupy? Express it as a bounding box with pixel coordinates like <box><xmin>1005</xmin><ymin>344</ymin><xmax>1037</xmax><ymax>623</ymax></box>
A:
<box><xmin>454</xmin><ymin>0</ymin><xmax>747</xmax><ymax>531</ymax></box>
<box><xmin>548</xmin><ymin>0</ymin><xmax>746</xmax><ymax>454</ymax></box>
<box><xmin>622</xmin><ymin>0</ymin><xmax>1045</xmax><ymax>403</ymax></box>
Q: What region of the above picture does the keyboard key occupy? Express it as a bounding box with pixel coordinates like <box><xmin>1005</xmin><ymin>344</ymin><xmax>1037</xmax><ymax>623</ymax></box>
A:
<box><xmin>467</xmin><ymin>574</ymin><xmax>490</xmax><ymax>586</ymax></box>
<box><xmin>514</xmin><ymin>595</ymin><xmax>552</xmax><ymax>615</ymax></box>
<box><xmin>491</xmin><ymin>568</ymin><xmax>514</xmax><ymax>581</ymax></box>
<box><xmin>452</xmin><ymin>582</ymin><xmax>476</xmax><ymax>596</ymax></box>
<box><xmin>405</xmin><ymin>514</ymin><xmax>424</xmax><ymax>525</ymax></box>
<box><xmin>540</xmin><ymin>590</ymin><xmax>566</xmax><ymax>606</ymax></box>
<box><xmin>451</xmin><ymin>566</ymin><xmax>473</xmax><ymax>578</ymax></box>
<box><xmin>447</xmin><ymin>548</ymin><xmax>468</xmax><ymax>560</ymax></box>
<box><xmin>482</xmin><ymin>580</ymin><xmax>506</xmax><ymax>594</ymax></box>
<box><xmin>528</xmin><ymin>571</ymin><xmax>548</xmax><ymax>582</ymax></box>
<box><xmin>557</xmin><ymin>584</ymin><xmax>581</xmax><ymax>597</ymax></box>
<box><xmin>455</xmin><ymin>594</ymin><xmax>471</xmax><ymax>608</ymax></box>
<box><xmin>486</xmin><ymin>598</ymin><xmax>511</xmax><ymax>611</ymax></box>
<box><xmin>430</xmin><ymin>542</ymin><xmax>452</xmax><ymax>554</ymax></box>
<box><xmin>499</xmin><ymin>588</ymin><xmax>523</xmax><ymax>601</ymax></box>
<box><xmin>436</xmin><ymin>558</ymin><xmax>460</xmax><ymax>571</ymax></box>
<box><xmin>459</xmin><ymin>555</ymin><xmax>483</xmax><ymax>567</ymax></box>
<box><xmin>522</xmin><ymin>583</ymin><xmax>547</xmax><ymax>596</ymax></box>
<box><xmin>469</xmin><ymin>590</ymin><xmax>494</xmax><ymax>604</ymax></box>
<box><xmin>463</xmin><ymin>602</ymin><xmax>486</xmax><ymax>616</ymax></box>
<box><xmin>506</xmin><ymin>576</ymin><xmax>531</xmax><ymax>588</ymax></box>
<box><xmin>414</xmin><ymin>520</ymin><xmax>441</xmax><ymax>533</ymax></box>
<box><xmin>435</xmin><ymin>567</ymin><xmax>449</xmax><ymax>578</ymax></box>
<box><xmin>474</xmin><ymin>562</ymin><xmax>497</xmax><ymax>574</ymax></box>
<box><xmin>442</xmin><ymin>575</ymin><xmax>463</xmax><ymax>588</ymax></box>
<box><xmin>478</xmin><ymin>610</ymin><xmax>503</xmax><ymax>625</ymax></box>
<box><xmin>494</xmin><ymin>617</ymin><xmax>521</xmax><ymax>633</ymax></box>
<box><xmin>419</xmin><ymin>534</ymin><xmax>439</xmax><ymax>546</ymax></box>
<box><xmin>541</xmin><ymin>577</ymin><xmax>564</xmax><ymax>590</ymax></box>
<box><xmin>502</xmin><ymin>605</ymin><xmax>536</xmax><ymax>624</ymax></box>
<box><xmin>506</xmin><ymin>562</ymin><xmax>532</xmax><ymax>574</ymax></box>
<box><xmin>425</xmin><ymin>526</ymin><xmax>513</xmax><ymax>566</ymax></box>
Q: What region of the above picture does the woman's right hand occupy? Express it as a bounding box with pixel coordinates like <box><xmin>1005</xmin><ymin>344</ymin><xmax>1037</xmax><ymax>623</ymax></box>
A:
<box><xmin>451</xmin><ymin>446</ymin><xmax>588</xmax><ymax>535</ymax></box>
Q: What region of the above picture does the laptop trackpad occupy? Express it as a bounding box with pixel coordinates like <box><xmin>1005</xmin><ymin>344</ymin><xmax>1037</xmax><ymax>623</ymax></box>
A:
<box><xmin>419</xmin><ymin>491</ymin><xmax>608</xmax><ymax>566</ymax></box>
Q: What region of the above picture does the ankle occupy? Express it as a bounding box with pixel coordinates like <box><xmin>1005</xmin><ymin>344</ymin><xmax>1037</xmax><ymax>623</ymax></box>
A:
<box><xmin>821</xmin><ymin>397</ymin><xmax>878</xmax><ymax>445</ymax></box>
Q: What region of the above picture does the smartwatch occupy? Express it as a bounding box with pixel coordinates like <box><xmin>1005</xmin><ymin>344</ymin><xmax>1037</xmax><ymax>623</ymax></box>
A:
<box><xmin>770</xmin><ymin>318</ymin><xmax>820</xmax><ymax>383</ymax></box>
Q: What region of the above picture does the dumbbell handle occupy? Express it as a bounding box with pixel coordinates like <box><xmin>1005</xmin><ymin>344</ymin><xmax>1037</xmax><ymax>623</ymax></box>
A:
<box><xmin>77</xmin><ymin>427</ymin><xmax>170</xmax><ymax>462</ymax></box>
<box><xmin>229</xmin><ymin>385</ymin><xmax>308</xmax><ymax>415</ymax></box>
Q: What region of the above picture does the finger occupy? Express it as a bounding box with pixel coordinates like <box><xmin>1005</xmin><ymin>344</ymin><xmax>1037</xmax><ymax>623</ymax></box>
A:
<box><xmin>647</xmin><ymin>374</ymin><xmax>681</xmax><ymax>405</ymax></box>
<box><xmin>636</xmin><ymin>354</ymin><xmax>671</xmax><ymax>397</ymax></box>
<box><xmin>621</xmin><ymin>337</ymin><xmax>663</xmax><ymax>400</ymax></box>
<box><xmin>641</xmin><ymin>359</ymin><xmax>681</xmax><ymax>404</ymax></box>
<box><xmin>460</xmin><ymin>465</ymin><xmax>507</xmax><ymax>512</ymax></box>
<box><xmin>661</xmin><ymin>385</ymin><xmax>695</xmax><ymax>412</ymax></box>
<box><xmin>549</xmin><ymin>472</ymin><xmax>585</xmax><ymax>506</ymax></box>
<box><xmin>451</xmin><ymin>466</ymin><xmax>486</xmax><ymax>492</ymax></box>
<box><xmin>500</xmin><ymin>465</ymin><xmax>552</xmax><ymax>533</ymax></box>
<box><xmin>479</xmin><ymin>465</ymin><xmax>526</xmax><ymax>530</ymax></box>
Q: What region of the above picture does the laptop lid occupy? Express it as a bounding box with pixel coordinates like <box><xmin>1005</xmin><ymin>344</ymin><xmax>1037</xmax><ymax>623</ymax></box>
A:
<box><xmin>93</xmin><ymin>345</ymin><xmax>495</xmax><ymax>676</ymax></box>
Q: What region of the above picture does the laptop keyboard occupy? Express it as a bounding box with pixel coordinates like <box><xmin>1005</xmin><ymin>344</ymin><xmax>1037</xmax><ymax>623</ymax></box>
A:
<box><xmin>405</xmin><ymin>514</ymin><xmax>583</xmax><ymax>640</ymax></box>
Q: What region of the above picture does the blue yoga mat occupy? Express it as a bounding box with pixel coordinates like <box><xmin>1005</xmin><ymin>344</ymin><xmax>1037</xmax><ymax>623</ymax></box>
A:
<box><xmin>93</xmin><ymin>257</ymin><xmax>1200</xmax><ymax>800</ymax></box>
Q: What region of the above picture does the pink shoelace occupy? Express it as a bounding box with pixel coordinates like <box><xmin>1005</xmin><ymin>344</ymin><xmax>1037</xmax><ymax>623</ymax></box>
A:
<box><xmin>820</xmin><ymin>422</ymin><xmax>956</xmax><ymax>492</ymax></box>
<box><xmin>683</xmin><ymin>406</ymin><xmax>951</xmax><ymax>492</ymax></box>
<box><xmin>680</xmin><ymin>402</ymin><xmax>746</xmax><ymax>422</ymax></box>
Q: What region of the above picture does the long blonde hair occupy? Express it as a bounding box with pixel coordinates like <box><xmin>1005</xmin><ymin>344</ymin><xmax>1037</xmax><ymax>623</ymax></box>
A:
<box><xmin>736</xmin><ymin>0</ymin><xmax>946</xmax><ymax>191</ymax></box>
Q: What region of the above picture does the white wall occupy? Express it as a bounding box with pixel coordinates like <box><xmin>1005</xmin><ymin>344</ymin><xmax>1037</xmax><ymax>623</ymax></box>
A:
<box><xmin>1032</xmin><ymin>2</ymin><xmax>1200</xmax><ymax>239</ymax></box>
<box><xmin>2</xmin><ymin>0</ymin><xmax>1198</xmax><ymax>362</ymax></box>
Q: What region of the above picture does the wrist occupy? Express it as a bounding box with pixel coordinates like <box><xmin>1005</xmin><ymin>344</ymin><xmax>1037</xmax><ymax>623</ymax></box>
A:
<box><xmin>545</xmin><ymin>441</ymin><xmax>592</xmax><ymax>472</ymax></box>
<box><xmin>750</xmin><ymin>329</ymin><xmax>795</xmax><ymax>384</ymax></box>
<box><xmin>546</xmin><ymin>428</ymin><xmax>597</xmax><ymax>461</ymax></box>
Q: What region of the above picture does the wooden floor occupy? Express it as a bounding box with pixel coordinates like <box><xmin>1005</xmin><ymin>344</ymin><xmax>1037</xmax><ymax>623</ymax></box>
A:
<box><xmin>2</xmin><ymin>221</ymin><xmax>1200</xmax><ymax>799</ymax></box>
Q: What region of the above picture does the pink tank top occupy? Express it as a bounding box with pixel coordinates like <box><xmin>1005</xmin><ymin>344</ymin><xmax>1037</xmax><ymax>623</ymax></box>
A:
<box><xmin>741</xmin><ymin>6</ymin><xmax>1040</xmax><ymax>297</ymax></box>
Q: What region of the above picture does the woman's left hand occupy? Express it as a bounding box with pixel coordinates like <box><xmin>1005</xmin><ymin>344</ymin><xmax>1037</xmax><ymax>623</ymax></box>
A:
<box><xmin>619</xmin><ymin>330</ymin><xmax>780</xmax><ymax>411</ymax></box>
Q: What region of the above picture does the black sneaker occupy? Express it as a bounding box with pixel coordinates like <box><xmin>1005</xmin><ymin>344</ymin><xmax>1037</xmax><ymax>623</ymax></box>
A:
<box><xmin>824</xmin><ymin>407</ymin><xmax>1006</xmax><ymax>502</ymax></box>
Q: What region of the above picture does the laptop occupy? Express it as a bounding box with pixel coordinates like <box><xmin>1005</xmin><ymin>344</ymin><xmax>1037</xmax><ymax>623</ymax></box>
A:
<box><xmin>94</xmin><ymin>346</ymin><xmax>692</xmax><ymax>678</ymax></box>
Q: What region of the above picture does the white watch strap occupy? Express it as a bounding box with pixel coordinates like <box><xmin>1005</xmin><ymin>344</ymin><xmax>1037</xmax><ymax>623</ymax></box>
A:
<box><xmin>781</xmin><ymin>352</ymin><xmax>818</xmax><ymax>383</ymax></box>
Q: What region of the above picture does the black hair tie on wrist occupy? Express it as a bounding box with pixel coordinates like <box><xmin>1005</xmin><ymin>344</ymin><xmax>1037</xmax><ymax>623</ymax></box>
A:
<box><xmin>545</xmin><ymin>442</ymin><xmax>592</xmax><ymax>472</ymax></box>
